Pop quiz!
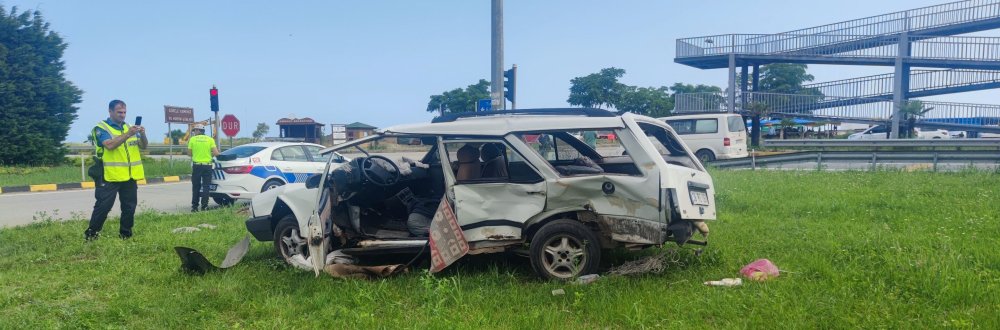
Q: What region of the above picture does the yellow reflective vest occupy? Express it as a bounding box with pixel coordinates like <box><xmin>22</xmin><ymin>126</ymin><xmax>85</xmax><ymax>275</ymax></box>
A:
<box><xmin>93</xmin><ymin>121</ymin><xmax>145</xmax><ymax>182</ymax></box>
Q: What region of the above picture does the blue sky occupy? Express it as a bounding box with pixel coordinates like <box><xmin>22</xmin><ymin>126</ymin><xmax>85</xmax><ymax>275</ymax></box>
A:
<box><xmin>3</xmin><ymin>0</ymin><xmax>995</xmax><ymax>142</ymax></box>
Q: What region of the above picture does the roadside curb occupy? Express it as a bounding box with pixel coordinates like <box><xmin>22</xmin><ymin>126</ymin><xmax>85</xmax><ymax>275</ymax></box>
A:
<box><xmin>0</xmin><ymin>175</ymin><xmax>191</xmax><ymax>194</ymax></box>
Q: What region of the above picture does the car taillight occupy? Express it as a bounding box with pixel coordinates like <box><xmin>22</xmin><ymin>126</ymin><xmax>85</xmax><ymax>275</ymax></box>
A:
<box><xmin>724</xmin><ymin>137</ymin><xmax>731</xmax><ymax>146</ymax></box>
<box><xmin>222</xmin><ymin>165</ymin><xmax>253</xmax><ymax>174</ymax></box>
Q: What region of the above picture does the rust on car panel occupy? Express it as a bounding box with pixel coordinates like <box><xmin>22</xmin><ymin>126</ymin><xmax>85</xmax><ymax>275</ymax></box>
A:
<box><xmin>598</xmin><ymin>215</ymin><xmax>666</xmax><ymax>245</ymax></box>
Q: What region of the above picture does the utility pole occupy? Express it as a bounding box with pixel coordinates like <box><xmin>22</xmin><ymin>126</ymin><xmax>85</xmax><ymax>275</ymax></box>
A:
<box><xmin>491</xmin><ymin>0</ymin><xmax>504</xmax><ymax>111</ymax></box>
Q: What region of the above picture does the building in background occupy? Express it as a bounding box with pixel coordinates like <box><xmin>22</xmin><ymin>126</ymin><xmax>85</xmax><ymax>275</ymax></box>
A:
<box><xmin>276</xmin><ymin>117</ymin><xmax>325</xmax><ymax>144</ymax></box>
<box><xmin>345</xmin><ymin>122</ymin><xmax>377</xmax><ymax>140</ymax></box>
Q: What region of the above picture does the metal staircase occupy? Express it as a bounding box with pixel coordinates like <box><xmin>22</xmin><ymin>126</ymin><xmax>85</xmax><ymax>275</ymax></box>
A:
<box><xmin>673</xmin><ymin>0</ymin><xmax>1000</xmax><ymax>139</ymax></box>
<box><xmin>677</xmin><ymin>0</ymin><xmax>1000</xmax><ymax>69</ymax></box>
<box><xmin>803</xmin><ymin>68</ymin><xmax>1000</xmax><ymax>99</ymax></box>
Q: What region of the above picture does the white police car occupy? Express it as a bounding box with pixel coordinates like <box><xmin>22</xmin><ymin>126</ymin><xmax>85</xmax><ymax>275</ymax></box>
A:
<box><xmin>209</xmin><ymin>142</ymin><xmax>348</xmax><ymax>205</ymax></box>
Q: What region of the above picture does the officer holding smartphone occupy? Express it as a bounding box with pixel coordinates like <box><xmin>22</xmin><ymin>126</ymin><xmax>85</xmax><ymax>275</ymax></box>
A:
<box><xmin>85</xmin><ymin>99</ymin><xmax>148</xmax><ymax>241</ymax></box>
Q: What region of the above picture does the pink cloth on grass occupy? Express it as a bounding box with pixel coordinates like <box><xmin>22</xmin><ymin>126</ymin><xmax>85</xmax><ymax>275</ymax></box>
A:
<box><xmin>740</xmin><ymin>259</ymin><xmax>780</xmax><ymax>281</ymax></box>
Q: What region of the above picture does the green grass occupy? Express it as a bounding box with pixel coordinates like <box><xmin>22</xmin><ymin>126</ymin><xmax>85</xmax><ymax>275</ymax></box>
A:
<box><xmin>0</xmin><ymin>158</ymin><xmax>191</xmax><ymax>186</ymax></box>
<box><xmin>1</xmin><ymin>171</ymin><xmax>999</xmax><ymax>328</ymax></box>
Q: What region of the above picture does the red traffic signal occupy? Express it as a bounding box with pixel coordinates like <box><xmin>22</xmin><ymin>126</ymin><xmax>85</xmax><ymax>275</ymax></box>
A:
<box><xmin>210</xmin><ymin>86</ymin><xmax>219</xmax><ymax>112</ymax></box>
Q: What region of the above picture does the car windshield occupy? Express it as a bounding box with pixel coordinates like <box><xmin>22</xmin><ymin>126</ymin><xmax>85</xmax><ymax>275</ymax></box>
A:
<box><xmin>337</xmin><ymin>135</ymin><xmax>437</xmax><ymax>165</ymax></box>
<box><xmin>219</xmin><ymin>145</ymin><xmax>266</xmax><ymax>158</ymax></box>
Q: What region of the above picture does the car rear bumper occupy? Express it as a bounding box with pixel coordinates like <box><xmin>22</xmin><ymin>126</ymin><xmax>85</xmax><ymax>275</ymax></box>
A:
<box><xmin>246</xmin><ymin>216</ymin><xmax>273</xmax><ymax>241</ymax></box>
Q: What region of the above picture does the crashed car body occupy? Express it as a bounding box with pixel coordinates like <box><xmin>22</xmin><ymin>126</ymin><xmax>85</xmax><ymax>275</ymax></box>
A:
<box><xmin>246</xmin><ymin>108</ymin><xmax>717</xmax><ymax>279</ymax></box>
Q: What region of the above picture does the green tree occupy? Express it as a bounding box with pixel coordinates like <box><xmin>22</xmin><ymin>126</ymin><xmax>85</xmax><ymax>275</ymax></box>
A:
<box><xmin>899</xmin><ymin>100</ymin><xmax>934</xmax><ymax>138</ymax></box>
<box><xmin>567</xmin><ymin>67</ymin><xmax>627</xmax><ymax>109</ymax></box>
<box><xmin>739</xmin><ymin>64</ymin><xmax>824</xmax><ymax>114</ymax></box>
<box><xmin>165</xmin><ymin>129</ymin><xmax>185</xmax><ymax>145</ymax></box>
<box><xmin>426</xmin><ymin>79</ymin><xmax>491</xmax><ymax>115</ymax></box>
<box><xmin>669</xmin><ymin>83</ymin><xmax>724</xmax><ymax>111</ymax></box>
<box><xmin>617</xmin><ymin>86</ymin><xmax>673</xmax><ymax>117</ymax></box>
<box><xmin>252</xmin><ymin>122</ymin><xmax>269</xmax><ymax>142</ymax></box>
<box><xmin>0</xmin><ymin>7</ymin><xmax>83</xmax><ymax>165</ymax></box>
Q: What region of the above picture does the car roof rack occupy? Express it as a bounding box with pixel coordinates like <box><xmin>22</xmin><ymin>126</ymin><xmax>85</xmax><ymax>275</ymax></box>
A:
<box><xmin>432</xmin><ymin>108</ymin><xmax>616</xmax><ymax>123</ymax></box>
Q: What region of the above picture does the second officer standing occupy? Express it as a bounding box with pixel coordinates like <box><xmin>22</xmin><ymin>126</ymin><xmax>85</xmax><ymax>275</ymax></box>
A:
<box><xmin>186</xmin><ymin>124</ymin><xmax>219</xmax><ymax>212</ymax></box>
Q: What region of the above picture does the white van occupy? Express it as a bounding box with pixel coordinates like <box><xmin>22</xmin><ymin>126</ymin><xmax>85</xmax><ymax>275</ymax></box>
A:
<box><xmin>660</xmin><ymin>113</ymin><xmax>748</xmax><ymax>162</ymax></box>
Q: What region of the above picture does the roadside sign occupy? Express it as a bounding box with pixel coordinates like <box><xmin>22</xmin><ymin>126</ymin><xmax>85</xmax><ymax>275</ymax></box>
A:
<box><xmin>477</xmin><ymin>99</ymin><xmax>491</xmax><ymax>112</ymax></box>
<box><xmin>164</xmin><ymin>106</ymin><xmax>194</xmax><ymax>123</ymax></box>
<box><xmin>221</xmin><ymin>114</ymin><xmax>240</xmax><ymax>137</ymax></box>
<box><xmin>331</xmin><ymin>124</ymin><xmax>347</xmax><ymax>145</ymax></box>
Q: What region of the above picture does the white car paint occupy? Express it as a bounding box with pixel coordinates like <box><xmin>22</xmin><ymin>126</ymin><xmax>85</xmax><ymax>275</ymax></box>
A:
<box><xmin>847</xmin><ymin>125</ymin><xmax>951</xmax><ymax>140</ymax></box>
<box><xmin>249</xmin><ymin>111</ymin><xmax>717</xmax><ymax>278</ymax></box>
<box><xmin>211</xmin><ymin>142</ymin><xmax>347</xmax><ymax>203</ymax></box>
<box><xmin>660</xmin><ymin>113</ymin><xmax>749</xmax><ymax>162</ymax></box>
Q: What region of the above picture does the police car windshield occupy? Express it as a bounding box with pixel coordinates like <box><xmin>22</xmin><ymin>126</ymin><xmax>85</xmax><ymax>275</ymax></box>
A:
<box><xmin>219</xmin><ymin>145</ymin><xmax>266</xmax><ymax>159</ymax></box>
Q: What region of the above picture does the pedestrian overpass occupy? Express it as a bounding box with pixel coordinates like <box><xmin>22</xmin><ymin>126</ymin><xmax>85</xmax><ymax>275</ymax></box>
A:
<box><xmin>673</xmin><ymin>0</ymin><xmax>1000</xmax><ymax>139</ymax></box>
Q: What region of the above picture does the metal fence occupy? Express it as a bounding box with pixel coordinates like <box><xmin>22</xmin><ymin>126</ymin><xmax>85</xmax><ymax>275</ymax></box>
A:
<box><xmin>673</xmin><ymin>92</ymin><xmax>1000</xmax><ymax>131</ymax></box>
<box><xmin>801</xmin><ymin>69</ymin><xmax>1000</xmax><ymax>99</ymax></box>
<box><xmin>676</xmin><ymin>0</ymin><xmax>1000</xmax><ymax>58</ymax></box>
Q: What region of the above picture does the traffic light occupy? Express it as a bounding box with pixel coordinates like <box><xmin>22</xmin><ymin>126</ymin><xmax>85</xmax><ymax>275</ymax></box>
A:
<box><xmin>210</xmin><ymin>86</ymin><xmax>219</xmax><ymax>112</ymax></box>
<box><xmin>503</xmin><ymin>65</ymin><xmax>516</xmax><ymax>104</ymax></box>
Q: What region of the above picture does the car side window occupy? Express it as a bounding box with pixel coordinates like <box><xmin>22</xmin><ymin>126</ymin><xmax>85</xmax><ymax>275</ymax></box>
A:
<box><xmin>273</xmin><ymin>146</ymin><xmax>308</xmax><ymax>162</ymax></box>
<box><xmin>667</xmin><ymin>119</ymin><xmax>719</xmax><ymax>134</ymax></box>
<box><xmin>442</xmin><ymin>141</ymin><xmax>541</xmax><ymax>184</ymax></box>
<box><xmin>305</xmin><ymin>146</ymin><xmax>325</xmax><ymax>162</ymax></box>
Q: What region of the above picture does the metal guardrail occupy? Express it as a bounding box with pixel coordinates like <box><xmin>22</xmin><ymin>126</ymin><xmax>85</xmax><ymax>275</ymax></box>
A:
<box><xmin>710</xmin><ymin>149</ymin><xmax>1000</xmax><ymax>169</ymax></box>
<box><xmin>763</xmin><ymin>138</ymin><xmax>1000</xmax><ymax>148</ymax></box>
<box><xmin>673</xmin><ymin>92</ymin><xmax>1000</xmax><ymax>132</ymax></box>
<box><xmin>65</xmin><ymin>145</ymin><xmax>231</xmax><ymax>154</ymax></box>
<box><xmin>709</xmin><ymin>138</ymin><xmax>1000</xmax><ymax>170</ymax></box>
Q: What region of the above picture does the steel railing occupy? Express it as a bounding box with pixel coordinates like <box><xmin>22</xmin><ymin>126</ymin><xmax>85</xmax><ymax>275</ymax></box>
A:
<box><xmin>673</xmin><ymin>92</ymin><xmax>1000</xmax><ymax>130</ymax></box>
<box><xmin>801</xmin><ymin>69</ymin><xmax>1000</xmax><ymax>99</ymax></box>
<box><xmin>676</xmin><ymin>0</ymin><xmax>1000</xmax><ymax>58</ymax></box>
<box><xmin>709</xmin><ymin>149</ymin><xmax>1000</xmax><ymax>170</ymax></box>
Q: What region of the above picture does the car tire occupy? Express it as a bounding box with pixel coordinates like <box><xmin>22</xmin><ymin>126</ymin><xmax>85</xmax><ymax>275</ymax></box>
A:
<box><xmin>212</xmin><ymin>195</ymin><xmax>234</xmax><ymax>206</ymax></box>
<box><xmin>273</xmin><ymin>215</ymin><xmax>308</xmax><ymax>264</ymax></box>
<box><xmin>695</xmin><ymin>149</ymin><xmax>716</xmax><ymax>163</ymax></box>
<box><xmin>262</xmin><ymin>179</ymin><xmax>285</xmax><ymax>192</ymax></box>
<box><xmin>529</xmin><ymin>219</ymin><xmax>601</xmax><ymax>280</ymax></box>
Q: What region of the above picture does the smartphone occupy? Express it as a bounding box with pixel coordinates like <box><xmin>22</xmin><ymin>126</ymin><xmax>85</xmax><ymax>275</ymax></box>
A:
<box><xmin>135</xmin><ymin>116</ymin><xmax>143</xmax><ymax>126</ymax></box>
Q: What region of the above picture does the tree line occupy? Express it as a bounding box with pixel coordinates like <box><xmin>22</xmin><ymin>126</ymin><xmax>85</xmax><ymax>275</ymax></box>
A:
<box><xmin>426</xmin><ymin>64</ymin><xmax>819</xmax><ymax>117</ymax></box>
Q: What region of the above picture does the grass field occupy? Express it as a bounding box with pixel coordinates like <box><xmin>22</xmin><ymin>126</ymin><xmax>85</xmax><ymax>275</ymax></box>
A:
<box><xmin>1</xmin><ymin>170</ymin><xmax>998</xmax><ymax>328</ymax></box>
<box><xmin>0</xmin><ymin>158</ymin><xmax>191</xmax><ymax>186</ymax></box>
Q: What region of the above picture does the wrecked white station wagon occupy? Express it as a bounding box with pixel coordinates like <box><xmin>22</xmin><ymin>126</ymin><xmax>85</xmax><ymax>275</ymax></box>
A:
<box><xmin>245</xmin><ymin>109</ymin><xmax>716</xmax><ymax>279</ymax></box>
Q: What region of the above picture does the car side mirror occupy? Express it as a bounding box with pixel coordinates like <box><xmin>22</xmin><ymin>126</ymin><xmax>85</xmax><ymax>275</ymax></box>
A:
<box><xmin>305</xmin><ymin>174</ymin><xmax>322</xmax><ymax>189</ymax></box>
<box><xmin>333</xmin><ymin>157</ymin><xmax>346</xmax><ymax>163</ymax></box>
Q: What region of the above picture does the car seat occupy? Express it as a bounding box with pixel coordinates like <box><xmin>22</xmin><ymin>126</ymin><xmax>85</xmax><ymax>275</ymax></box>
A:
<box><xmin>455</xmin><ymin>145</ymin><xmax>481</xmax><ymax>181</ymax></box>
<box><xmin>480</xmin><ymin>143</ymin><xmax>508</xmax><ymax>178</ymax></box>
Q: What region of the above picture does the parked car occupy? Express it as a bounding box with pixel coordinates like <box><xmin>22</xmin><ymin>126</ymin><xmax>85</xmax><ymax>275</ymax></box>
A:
<box><xmin>847</xmin><ymin>125</ymin><xmax>950</xmax><ymax>140</ymax></box>
<box><xmin>209</xmin><ymin>142</ymin><xmax>347</xmax><ymax>205</ymax></box>
<box><xmin>660</xmin><ymin>113</ymin><xmax>748</xmax><ymax>162</ymax></box>
<box><xmin>245</xmin><ymin>109</ymin><xmax>716</xmax><ymax>280</ymax></box>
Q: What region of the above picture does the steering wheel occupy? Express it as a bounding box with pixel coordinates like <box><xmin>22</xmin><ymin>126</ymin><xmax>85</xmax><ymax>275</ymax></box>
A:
<box><xmin>361</xmin><ymin>155</ymin><xmax>401</xmax><ymax>187</ymax></box>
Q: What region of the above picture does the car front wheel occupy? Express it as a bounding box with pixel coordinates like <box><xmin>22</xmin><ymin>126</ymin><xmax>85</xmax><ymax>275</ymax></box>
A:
<box><xmin>273</xmin><ymin>215</ymin><xmax>308</xmax><ymax>264</ymax></box>
<box><xmin>529</xmin><ymin>219</ymin><xmax>601</xmax><ymax>280</ymax></box>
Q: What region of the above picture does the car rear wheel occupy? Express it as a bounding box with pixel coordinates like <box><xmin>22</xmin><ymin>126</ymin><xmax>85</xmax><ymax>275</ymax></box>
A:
<box><xmin>262</xmin><ymin>179</ymin><xmax>285</xmax><ymax>192</ymax></box>
<box><xmin>529</xmin><ymin>219</ymin><xmax>601</xmax><ymax>280</ymax></box>
<box><xmin>695</xmin><ymin>149</ymin><xmax>716</xmax><ymax>163</ymax></box>
<box><xmin>273</xmin><ymin>215</ymin><xmax>308</xmax><ymax>264</ymax></box>
<box><xmin>212</xmin><ymin>195</ymin><xmax>234</xmax><ymax>206</ymax></box>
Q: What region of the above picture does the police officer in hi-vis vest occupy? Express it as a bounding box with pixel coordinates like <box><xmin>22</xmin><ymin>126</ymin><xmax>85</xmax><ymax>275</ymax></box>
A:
<box><xmin>85</xmin><ymin>100</ymin><xmax>148</xmax><ymax>240</ymax></box>
<box><xmin>186</xmin><ymin>124</ymin><xmax>218</xmax><ymax>212</ymax></box>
